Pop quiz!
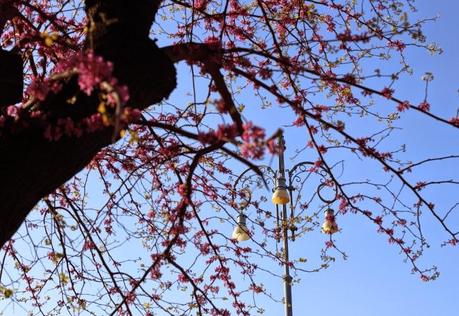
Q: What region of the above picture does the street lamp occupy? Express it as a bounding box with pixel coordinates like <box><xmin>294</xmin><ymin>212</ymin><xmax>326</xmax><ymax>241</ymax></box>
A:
<box><xmin>232</xmin><ymin>213</ymin><xmax>251</xmax><ymax>242</ymax></box>
<box><xmin>232</xmin><ymin>130</ymin><xmax>338</xmax><ymax>316</ymax></box>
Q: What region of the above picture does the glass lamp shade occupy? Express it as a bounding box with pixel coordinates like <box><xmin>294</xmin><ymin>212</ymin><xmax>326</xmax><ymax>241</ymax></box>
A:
<box><xmin>321</xmin><ymin>209</ymin><xmax>338</xmax><ymax>234</ymax></box>
<box><xmin>232</xmin><ymin>224</ymin><xmax>250</xmax><ymax>242</ymax></box>
<box><xmin>232</xmin><ymin>214</ymin><xmax>250</xmax><ymax>242</ymax></box>
<box><xmin>272</xmin><ymin>187</ymin><xmax>290</xmax><ymax>205</ymax></box>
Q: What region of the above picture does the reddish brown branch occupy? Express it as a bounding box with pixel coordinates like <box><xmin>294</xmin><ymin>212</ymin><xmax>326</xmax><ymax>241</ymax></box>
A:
<box><xmin>162</xmin><ymin>43</ymin><xmax>244</xmax><ymax>134</ymax></box>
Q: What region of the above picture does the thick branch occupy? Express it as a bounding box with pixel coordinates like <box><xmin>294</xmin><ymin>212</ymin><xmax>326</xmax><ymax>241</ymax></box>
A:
<box><xmin>0</xmin><ymin>2</ymin><xmax>22</xmax><ymax>107</ymax></box>
<box><xmin>0</xmin><ymin>0</ymin><xmax>176</xmax><ymax>246</ymax></box>
<box><xmin>0</xmin><ymin>2</ymin><xmax>18</xmax><ymax>32</ymax></box>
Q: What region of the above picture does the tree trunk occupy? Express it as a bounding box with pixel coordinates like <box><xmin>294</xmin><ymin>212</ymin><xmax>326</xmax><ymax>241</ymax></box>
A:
<box><xmin>0</xmin><ymin>0</ymin><xmax>176</xmax><ymax>246</ymax></box>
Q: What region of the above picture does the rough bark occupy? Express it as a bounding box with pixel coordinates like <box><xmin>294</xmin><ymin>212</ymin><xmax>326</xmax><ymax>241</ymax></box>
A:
<box><xmin>0</xmin><ymin>49</ymin><xmax>23</xmax><ymax>107</ymax></box>
<box><xmin>0</xmin><ymin>0</ymin><xmax>177</xmax><ymax>246</ymax></box>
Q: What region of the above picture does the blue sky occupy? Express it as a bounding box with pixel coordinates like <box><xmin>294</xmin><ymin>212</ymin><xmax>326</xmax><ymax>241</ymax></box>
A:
<box><xmin>179</xmin><ymin>1</ymin><xmax>459</xmax><ymax>315</ymax></box>
<box><xmin>252</xmin><ymin>2</ymin><xmax>459</xmax><ymax>316</ymax></box>
<box><xmin>1</xmin><ymin>1</ymin><xmax>458</xmax><ymax>315</ymax></box>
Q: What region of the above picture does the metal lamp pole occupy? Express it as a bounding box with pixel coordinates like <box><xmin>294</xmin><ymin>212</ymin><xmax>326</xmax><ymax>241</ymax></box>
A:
<box><xmin>232</xmin><ymin>130</ymin><xmax>338</xmax><ymax>316</ymax></box>
<box><xmin>277</xmin><ymin>133</ymin><xmax>293</xmax><ymax>316</ymax></box>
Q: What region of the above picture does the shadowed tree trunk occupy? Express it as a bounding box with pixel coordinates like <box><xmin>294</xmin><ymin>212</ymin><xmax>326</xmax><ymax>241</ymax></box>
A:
<box><xmin>0</xmin><ymin>0</ymin><xmax>177</xmax><ymax>246</ymax></box>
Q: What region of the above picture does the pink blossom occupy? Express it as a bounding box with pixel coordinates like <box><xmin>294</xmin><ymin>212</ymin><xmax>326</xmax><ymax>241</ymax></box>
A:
<box><xmin>240</xmin><ymin>122</ymin><xmax>265</xmax><ymax>159</ymax></box>
<box><xmin>381</xmin><ymin>87</ymin><xmax>394</xmax><ymax>99</ymax></box>
<box><xmin>418</xmin><ymin>101</ymin><xmax>430</xmax><ymax>112</ymax></box>
<box><xmin>397</xmin><ymin>101</ymin><xmax>410</xmax><ymax>112</ymax></box>
<box><xmin>77</xmin><ymin>52</ymin><xmax>114</xmax><ymax>95</ymax></box>
<box><xmin>449</xmin><ymin>116</ymin><xmax>459</xmax><ymax>126</ymax></box>
<box><xmin>6</xmin><ymin>105</ymin><xmax>19</xmax><ymax>118</ymax></box>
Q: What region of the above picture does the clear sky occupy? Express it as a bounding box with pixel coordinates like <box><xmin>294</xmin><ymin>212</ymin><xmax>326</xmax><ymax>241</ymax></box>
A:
<box><xmin>249</xmin><ymin>2</ymin><xmax>459</xmax><ymax>316</ymax></box>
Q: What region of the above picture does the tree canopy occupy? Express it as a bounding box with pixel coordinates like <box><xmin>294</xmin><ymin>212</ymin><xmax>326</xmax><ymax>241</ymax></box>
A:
<box><xmin>0</xmin><ymin>0</ymin><xmax>458</xmax><ymax>315</ymax></box>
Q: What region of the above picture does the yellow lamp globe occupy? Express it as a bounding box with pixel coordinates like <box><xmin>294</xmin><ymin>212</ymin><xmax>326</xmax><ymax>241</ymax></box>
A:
<box><xmin>232</xmin><ymin>224</ymin><xmax>250</xmax><ymax>242</ymax></box>
<box><xmin>232</xmin><ymin>214</ymin><xmax>250</xmax><ymax>242</ymax></box>
<box><xmin>272</xmin><ymin>187</ymin><xmax>290</xmax><ymax>205</ymax></box>
<box><xmin>321</xmin><ymin>209</ymin><xmax>339</xmax><ymax>234</ymax></box>
<box><xmin>321</xmin><ymin>220</ymin><xmax>338</xmax><ymax>234</ymax></box>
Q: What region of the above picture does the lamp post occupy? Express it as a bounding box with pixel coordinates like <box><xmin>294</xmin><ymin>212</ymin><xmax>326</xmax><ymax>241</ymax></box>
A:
<box><xmin>232</xmin><ymin>130</ymin><xmax>338</xmax><ymax>316</ymax></box>
<box><xmin>272</xmin><ymin>132</ymin><xmax>293</xmax><ymax>316</ymax></box>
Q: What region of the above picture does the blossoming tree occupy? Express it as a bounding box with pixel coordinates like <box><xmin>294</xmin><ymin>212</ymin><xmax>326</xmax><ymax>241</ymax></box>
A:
<box><xmin>0</xmin><ymin>0</ymin><xmax>458</xmax><ymax>314</ymax></box>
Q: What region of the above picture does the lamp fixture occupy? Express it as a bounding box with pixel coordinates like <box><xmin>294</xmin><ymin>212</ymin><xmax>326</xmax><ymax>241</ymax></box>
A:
<box><xmin>272</xmin><ymin>176</ymin><xmax>290</xmax><ymax>205</ymax></box>
<box><xmin>232</xmin><ymin>213</ymin><xmax>250</xmax><ymax>242</ymax></box>
<box><xmin>321</xmin><ymin>208</ymin><xmax>338</xmax><ymax>234</ymax></box>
